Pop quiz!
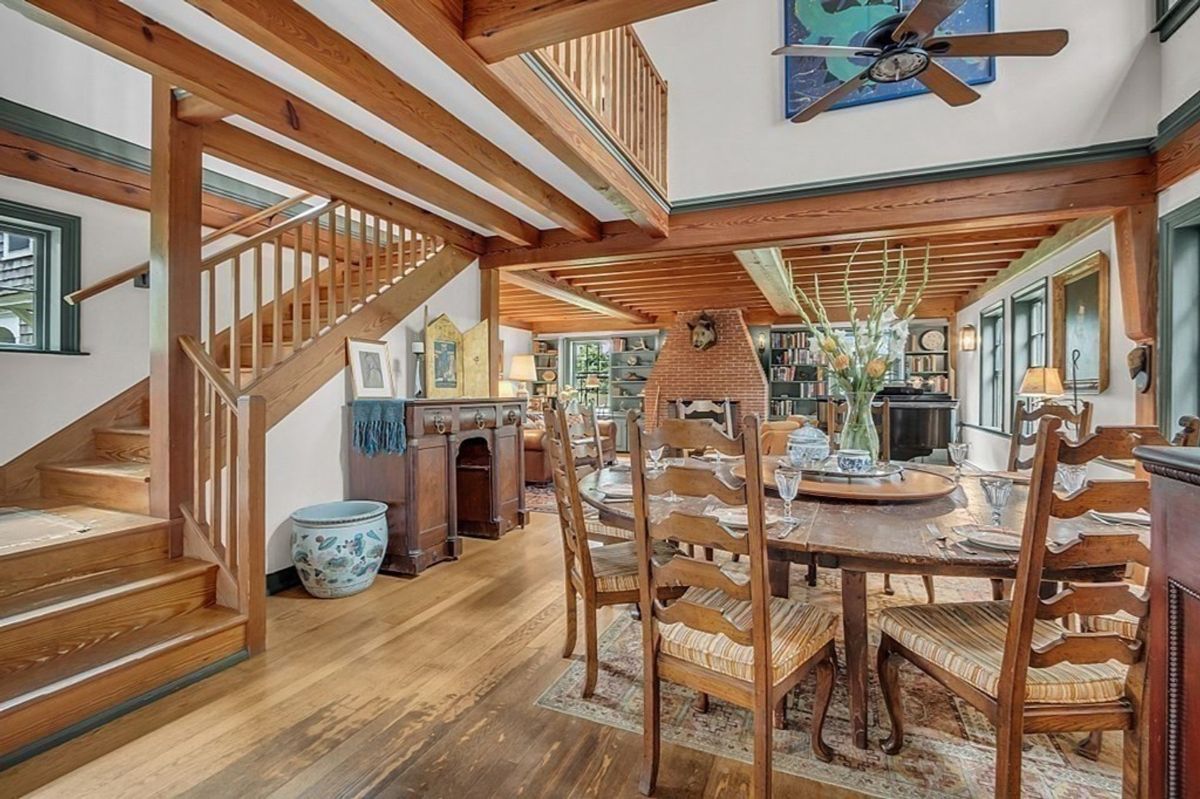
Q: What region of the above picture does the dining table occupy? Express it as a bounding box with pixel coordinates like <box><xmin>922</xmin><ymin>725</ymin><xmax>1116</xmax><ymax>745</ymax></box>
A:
<box><xmin>577</xmin><ymin>456</ymin><xmax>1142</xmax><ymax>750</ymax></box>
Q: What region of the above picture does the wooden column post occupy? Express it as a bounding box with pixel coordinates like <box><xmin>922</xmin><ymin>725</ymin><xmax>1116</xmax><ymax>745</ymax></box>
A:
<box><xmin>149</xmin><ymin>79</ymin><xmax>203</xmax><ymax>523</ymax></box>
<box><xmin>1113</xmin><ymin>203</ymin><xmax>1158</xmax><ymax>425</ymax></box>
<box><xmin>237</xmin><ymin>394</ymin><xmax>267</xmax><ymax>654</ymax></box>
<box><xmin>481</xmin><ymin>267</ymin><xmax>502</xmax><ymax>396</ymax></box>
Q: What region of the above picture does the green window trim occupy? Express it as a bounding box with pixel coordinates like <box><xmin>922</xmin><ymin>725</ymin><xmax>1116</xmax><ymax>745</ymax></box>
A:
<box><xmin>979</xmin><ymin>301</ymin><xmax>1007</xmax><ymax>432</ymax></box>
<box><xmin>1159</xmin><ymin>194</ymin><xmax>1200</xmax><ymax>437</ymax></box>
<box><xmin>1156</xmin><ymin>0</ymin><xmax>1200</xmax><ymax>41</ymax></box>
<box><xmin>0</xmin><ymin>198</ymin><xmax>81</xmax><ymax>354</ymax></box>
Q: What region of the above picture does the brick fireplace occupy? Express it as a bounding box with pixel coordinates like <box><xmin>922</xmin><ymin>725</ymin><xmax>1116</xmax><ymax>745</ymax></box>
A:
<box><xmin>643</xmin><ymin>309</ymin><xmax>768</xmax><ymax>429</ymax></box>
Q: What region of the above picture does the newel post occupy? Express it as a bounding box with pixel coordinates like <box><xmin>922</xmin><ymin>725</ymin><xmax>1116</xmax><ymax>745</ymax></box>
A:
<box><xmin>237</xmin><ymin>393</ymin><xmax>267</xmax><ymax>654</ymax></box>
<box><xmin>149</xmin><ymin>79</ymin><xmax>203</xmax><ymax>533</ymax></box>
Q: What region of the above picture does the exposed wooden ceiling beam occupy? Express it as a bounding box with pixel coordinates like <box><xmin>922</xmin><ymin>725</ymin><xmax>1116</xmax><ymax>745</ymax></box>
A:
<box><xmin>499</xmin><ymin>269</ymin><xmax>654</xmax><ymax>323</ymax></box>
<box><xmin>734</xmin><ymin>248</ymin><xmax>804</xmax><ymax>317</ymax></box>
<box><xmin>372</xmin><ymin>0</ymin><xmax>669</xmax><ymax>238</ymax></box>
<box><xmin>481</xmin><ymin>156</ymin><xmax>1155</xmax><ymax>269</ymax></box>
<box><xmin>202</xmin><ymin>122</ymin><xmax>484</xmax><ymax>253</ymax></box>
<box><xmin>180</xmin><ymin>0</ymin><xmax>600</xmax><ymax>243</ymax></box>
<box><xmin>174</xmin><ymin>92</ymin><xmax>230</xmax><ymax>125</ymax></box>
<box><xmin>3</xmin><ymin>0</ymin><xmax>540</xmax><ymax>247</ymax></box>
<box><xmin>462</xmin><ymin>0</ymin><xmax>714</xmax><ymax>62</ymax></box>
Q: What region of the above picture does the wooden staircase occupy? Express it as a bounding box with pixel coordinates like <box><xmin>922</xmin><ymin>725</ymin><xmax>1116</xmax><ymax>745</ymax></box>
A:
<box><xmin>0</xmin><ymin>398</ymin><xmax>247</xmax><ymax>764</ymax></box>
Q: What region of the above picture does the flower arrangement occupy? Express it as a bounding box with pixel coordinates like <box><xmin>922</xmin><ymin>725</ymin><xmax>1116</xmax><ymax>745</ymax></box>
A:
<box><xmin>791</xmin><ymin>243</ymin><xmax>930</xmax><ymax>462</ymax></box>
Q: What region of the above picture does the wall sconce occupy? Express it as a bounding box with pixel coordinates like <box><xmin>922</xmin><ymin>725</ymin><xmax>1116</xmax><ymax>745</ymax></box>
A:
<box><xmin>756</xmin><ymin>332</ymin><xmax>767</xmax><ymax>354</ymax></box>
<box><xmin>960</xmin><ymin>324</ymin><xmax>977</xmax><ymax>352</ymax></box>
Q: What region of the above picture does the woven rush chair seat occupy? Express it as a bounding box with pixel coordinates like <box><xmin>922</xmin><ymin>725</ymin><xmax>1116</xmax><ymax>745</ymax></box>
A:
<box><xmin>1088</xmin><ymin>609</ymin><xmax>1139</xmax><ymax>639</ymax></box>
<box><xmin>581</xmin><ymin>541</ymin><xmax>677</xmax><ymax>593</ymax></box>
<box><xmin>879</xmin><ymin>601</ymin><xmax>1127</xmax><ymax>704</ymax></box>
<box><xmin>585</xmin><ymin>517</ymin><xmax>633</xmax><ymax>541</ymax></box>
<box><xmin>660</xmin><ymin>586</ymin><xmax>837</xmax><ymax>684</ymax></box>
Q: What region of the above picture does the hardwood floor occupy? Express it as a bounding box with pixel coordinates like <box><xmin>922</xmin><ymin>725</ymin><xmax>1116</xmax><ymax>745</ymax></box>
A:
<box><xmin>0</xmin><ymin>512</ymin><xmax>860</xmax><ymax>798</ymax></box>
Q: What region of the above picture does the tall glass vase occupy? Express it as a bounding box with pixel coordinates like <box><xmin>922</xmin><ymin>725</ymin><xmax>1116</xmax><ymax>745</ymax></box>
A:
<box><xmin>841</xmin><ymin>390</ymin><xmax>881</xmax><ymax>463</ymax></box>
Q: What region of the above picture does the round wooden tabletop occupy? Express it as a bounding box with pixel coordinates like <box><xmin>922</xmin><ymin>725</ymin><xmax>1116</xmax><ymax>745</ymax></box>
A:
<box><xmin>731</xmin><ymin>456</ymin><xmax>958</xmax><ymax>503</ymax></box>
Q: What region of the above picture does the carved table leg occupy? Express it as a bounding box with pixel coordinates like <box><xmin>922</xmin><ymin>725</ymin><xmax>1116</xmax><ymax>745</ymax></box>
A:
<box><xmin>842</xmin><ymin>569</ymin><xmax>869</xmax><ymax>749</ymax></box>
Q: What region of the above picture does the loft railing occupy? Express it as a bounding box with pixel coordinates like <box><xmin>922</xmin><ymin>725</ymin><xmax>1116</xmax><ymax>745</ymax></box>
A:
<box><xmin>65</xmin><ymin>192</ymin><xmax>313</xmax><ymax>306</ymax></box>
<box><xmin>534</xmin><ymin>26</ymin><xmax>668</xmax><ymax>195</ymax></box>
<box><xmin>179</xmin><ymin>334</ymin><xmax>266</xmax><ymax>653</ymax></box>
<box><xmin>197</xmin><ymin>198</ymin><xmax>445</xmax><ymax>390</ymax></box>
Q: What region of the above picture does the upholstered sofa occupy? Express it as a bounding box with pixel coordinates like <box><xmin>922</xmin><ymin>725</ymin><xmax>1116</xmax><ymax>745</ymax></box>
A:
<box><xmin>524</xmin><ymin>418</ymin><xmax>616</xmax><ymax>483</ymax></box>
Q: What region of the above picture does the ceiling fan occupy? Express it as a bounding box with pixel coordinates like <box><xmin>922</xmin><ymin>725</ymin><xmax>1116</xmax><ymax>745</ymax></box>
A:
<box><xmin>773</xmin><ymin>0</ymin><xmax>1068</xmax><ymax>123</ymax></box>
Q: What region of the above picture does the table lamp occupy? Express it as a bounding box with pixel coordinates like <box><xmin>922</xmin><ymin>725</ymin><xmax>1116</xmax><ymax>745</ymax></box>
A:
<box><xmin>1018</xmin><ymin>366</ymin><xmax>1065</xmax><ymax>403</ymax></box>
<box><xmin>509</xmin><ymin>354</ymin><xmax>537</xmax><ymax>398</ymax></box>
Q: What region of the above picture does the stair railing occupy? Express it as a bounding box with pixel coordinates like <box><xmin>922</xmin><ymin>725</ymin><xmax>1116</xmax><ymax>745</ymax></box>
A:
<box><xmin>197</xmin><ymin>198</ymin><xmax>445</xmax><ymax>391</ymax></box>
<box><xmin>534</xmin><ymin>26</ymin><xmax>668</xmax><ymax>195</ymax></box>
<box><xmin>179</xmin><ymin>334</ymin><xmax>266</xmax><ymax>653</ymax></box>
<box><xmin>65</xmin><ymin>192</ymin><xmax>313</xmax><ymax>306</ymax></box>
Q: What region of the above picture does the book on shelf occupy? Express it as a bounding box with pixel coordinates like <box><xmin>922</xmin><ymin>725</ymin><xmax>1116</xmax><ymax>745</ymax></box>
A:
<box><xmin>769</xmin><ymin>397</ymin><xmax>822</xmax><ymax>417</ymax></box>
<box><xmin>770</xmin><ymin>331</ymin><xmax>814</xmax><ymax>350</ymax></box>
<box><xmin>905</xmin><ymin>353</ymin><xmax>947</xmax><ymax>373</ymax></box>
<box><xmin>771</xmin><ymin>380</ymin><xmax>826</xmax><ymax>399</ymax></box>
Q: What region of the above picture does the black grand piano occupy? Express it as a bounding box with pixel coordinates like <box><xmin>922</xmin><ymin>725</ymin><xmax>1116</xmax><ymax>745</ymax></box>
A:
<box><xmin>878</xmin><ymin>385</ymin><xmax>958</xmax><ymax>462</ymax></box>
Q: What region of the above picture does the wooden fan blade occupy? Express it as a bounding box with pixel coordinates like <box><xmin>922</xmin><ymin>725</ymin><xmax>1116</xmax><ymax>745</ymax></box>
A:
<box><xmin>893</xmin><ymin>0</ymin><xmax>967</xmax><ymax>41</ymax></box>
<box><xmin>772</xmin><ymin>45</ymin><xmax>880</xmax><ymax>58</ymax></box>
<box><xmin>926</xmin><ymin>30</ymin><xmax>1068</xmax><ymax>57</ymax></box>
<box><xmin>916</xmin><ymin>61</ymin><xmax>980</xmax><ymax>106</ymax></box>
<box><xmin>790</xmin><ymin>71</ymin><xmax>872</xmax><ymax>123</ymax></box>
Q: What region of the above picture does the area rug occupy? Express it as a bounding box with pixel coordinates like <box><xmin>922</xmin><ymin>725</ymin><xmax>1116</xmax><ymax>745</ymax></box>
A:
<box><xmin>525</xmin><ymin>483</ymin><xmax>560</xmax><ymax>515</ymax></box>
<box><xmin>535</xmin><ymin>569</ymin><xmax>1123</xmax><ymax>798</ymax></box>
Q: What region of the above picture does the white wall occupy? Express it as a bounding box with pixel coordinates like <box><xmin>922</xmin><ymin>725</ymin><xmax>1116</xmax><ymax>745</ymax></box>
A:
<box><xmin>1160</xmin><ymin>10</ymin><xmax>1200</xmax><ymax>120</ymax></box>
<box><xmin>0</xmin><ymin>177</ymin><xmax>151</xmax><ymax>459</ymax></box>
<box><xmin>263</xmin><ymin>262</ymin><xmax>483</xmax><ymax>571</ymax></box>
<box><xmin>636</xmin><ymin>0</ymin><xmax>1160</xmax><ymax>200</ymax></box>
<box><xmin>499</xmin><ymin>324</ymin><xmax>533</xmax><ymax>378</ymax></box>
<box><xmin>955</xmin><ymin>224</ymin><xmax>1138</xmax><ymax>472</ymax></box>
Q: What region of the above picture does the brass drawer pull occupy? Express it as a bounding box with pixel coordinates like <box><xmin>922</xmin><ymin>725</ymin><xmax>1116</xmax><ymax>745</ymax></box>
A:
<box><xmin>474</xmin><ymin>411</ymin><xmax>486</xmax><ymax>429</ymax></box>
<box><xmin>433</xmin><ymin>412</ymin><xmax>447</xmax><ymax>434</ymax></box>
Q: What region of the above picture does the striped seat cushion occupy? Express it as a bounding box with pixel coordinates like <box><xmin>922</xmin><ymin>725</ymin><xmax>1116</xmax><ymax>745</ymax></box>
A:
<box><xmin>579</xmin><ymin>541</ymin><xmax>676</xmax><ymax>593</ymax></box>
<box><xmin>659</xmin><ymin>587</ymin><xmax>837</xmax><ymax>684</ymax></box>
<box><xmin>879</xmin><ymin>601</ymin><xmax>1128</xmax><ymax>704</ymax></box>
<box><xmin>1088</xmin><ymin>610</ymin><xmax>1140</xmax><ymax>639</ymax></box>
<box><xmin>584</xmin><ymin>518</ymin><xmax>633</xmax><ymax>541</ymax></box>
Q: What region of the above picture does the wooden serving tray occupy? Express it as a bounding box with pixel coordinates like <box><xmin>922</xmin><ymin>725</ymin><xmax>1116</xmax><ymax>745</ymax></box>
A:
<box><xmin>733</xmin><ymin>457</ymin><xmax>957</xmax><ymax>503</ymax></box>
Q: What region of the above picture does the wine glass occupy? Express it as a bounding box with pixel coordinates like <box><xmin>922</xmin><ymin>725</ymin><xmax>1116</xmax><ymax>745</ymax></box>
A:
<box><xmin>948</xmin><ymin>441</ymin><xmax>970</xmax><ymax>483</ymax></box>
<box><xmin>649</xmin><ymin>445</ymin><xmax>666</xmax><ymax>474</ymax></box>
<box><xmin>980</xmin><ymin>475</ymin><xmax>1014</xmax><ymax>527</ymax></box>
<box><xmin>774</xmin><ymin>466</ymin><xmax>802</xmax><ymax>528</ymax></box>
<box><xmin>1057</xmin><ymin>463</ymin><xmax>1087</xmax><ymax>494</ymax></box>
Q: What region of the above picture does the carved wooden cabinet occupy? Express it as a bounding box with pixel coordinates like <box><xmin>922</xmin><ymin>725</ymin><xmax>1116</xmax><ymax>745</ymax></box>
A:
<box><xmin>1135</xmin><ymin>446</ymin><xmax>1200</xmax><ymax>799</ymax></box>
<box><xmin>349</xmin><ymin>398</ymin><xmax>526</xmax><ymax>576</ymax></box>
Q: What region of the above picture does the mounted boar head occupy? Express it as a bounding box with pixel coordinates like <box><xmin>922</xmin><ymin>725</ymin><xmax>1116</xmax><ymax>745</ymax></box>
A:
<box><xmin>688</xmin><ymin>313</ymin><xmax>718</xmax><ymax>351</ymax></box>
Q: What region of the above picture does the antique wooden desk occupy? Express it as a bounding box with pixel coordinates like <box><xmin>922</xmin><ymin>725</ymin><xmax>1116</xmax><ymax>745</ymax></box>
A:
<box><xmin>579</xmin><ymin>461</ymin><xmax>1137</xmax><ymax>750</ymax></box>
<box><xmin>349</xmin><ymin>397</ymin><xmax>526</xmax><ymax>576</ymax></box>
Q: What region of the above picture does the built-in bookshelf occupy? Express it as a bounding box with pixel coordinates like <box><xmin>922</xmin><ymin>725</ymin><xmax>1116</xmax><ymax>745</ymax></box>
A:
<box><xmin>765</xmin><ymin>327</ymin><xmax>827</xmax><ymax>420</ymax></box>
<box><xmin>608</xmin><ymin>333</ymin><xmax>658</xmax><ymax>415</ymax></box>
<box><xmin>904</xmin><ymin>321</ymin><xmax>952</xmax><ymax>394</ymax></box>
<box><xmin>531</xmin><ymin>336</ymin><xmax>560</xmax><ymax>401</ymax></box>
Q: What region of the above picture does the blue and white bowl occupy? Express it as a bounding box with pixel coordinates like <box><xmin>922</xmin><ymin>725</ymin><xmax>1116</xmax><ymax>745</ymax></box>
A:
<box><xmin>291</xmin><ymin>500</ymin><xmax>388</xmax><ymax>599</ymax></box>
<box><xmin>836</xmin><ymin>449</ymin><xmax>874</xmax><ymax>474</ymax></box>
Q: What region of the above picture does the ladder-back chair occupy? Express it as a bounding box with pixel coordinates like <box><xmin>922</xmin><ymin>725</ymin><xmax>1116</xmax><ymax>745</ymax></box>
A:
<box><xmin>674</xmin><ymin>398</ymin><xmax>734</xmax><ymax>437</ymax></box>
<box><xmin>877</xmin><ymin>420</ymin><xmax>1153</xmax><ymax>798</ymax></box>
<box><xmin>545</xmin><ymin>407</ymin><xmax>684</xmax><ymax>697</ymax></box>
<box><xmin>630</xmin><ymin>414</ymin><xmax>839</xmax><ymax>797</ymax></box>
<box><xmin>1007</xmin><ymin>399</ymin><xmax>1093</xmax><ymax>470</ymax></box>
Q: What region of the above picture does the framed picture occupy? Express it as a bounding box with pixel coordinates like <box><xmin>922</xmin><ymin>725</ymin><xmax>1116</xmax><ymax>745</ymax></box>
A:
<box><xmin>347</xmin><ymin>338</ymin><xmax>396</xmax><ymax>399</ymax></box>
<box><xmin>425</xmin><ymin>313</ymin><xmax>464</xmax><ymax>399</ymax></box>
<box><xmin>1052</xmin><ymin>251</ymin><xmax>1109</xmax><ymax>394</ymax></box>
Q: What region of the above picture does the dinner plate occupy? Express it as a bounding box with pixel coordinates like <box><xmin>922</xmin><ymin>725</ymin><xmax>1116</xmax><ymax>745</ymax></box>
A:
<box><xmin>1088</xmin><ymin>509</ymin><xmax>1151</xmax><ymax>527</ymax></box>
<box><xmin>704</xmin><ymin>506</ymin><xmax>781</xmax><ymax>529</ymax></box>
<box><xmin>954</xmin><ymin>525</ymin><xmax>1022</xmax><ymax>551</ymax></box>
<box><xmin>600</xmin><ymin>484</ymin><xmax>633</xmax><ymax>499</ymax></box>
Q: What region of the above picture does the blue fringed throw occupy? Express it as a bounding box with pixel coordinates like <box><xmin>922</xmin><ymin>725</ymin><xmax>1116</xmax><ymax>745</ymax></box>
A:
<box><xmin>351</xmin><ymin>399</ymin><xmax>407</xmax><ymax>457</ymax></box>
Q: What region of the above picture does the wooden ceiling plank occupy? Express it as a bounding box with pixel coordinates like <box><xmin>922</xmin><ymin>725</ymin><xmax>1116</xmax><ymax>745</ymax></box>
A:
<box><xmin>463</xmin><ymin>0</ymin><xmax>714</xmax><ymax>62</ymax></box>
<box><xmin>733</xmin><ymin>247</ymin><xmax>804</xmax><ymax>317</ymax></box>
<box><xmin>372</xmin><ymin>0</ymin><xmax>669</xmax><ymax>238</ymax></box>
<box><xmin>5</xmin><ymin>0</ymin><xmax>540</xmax><ymax>246</ymax></box>
<box><xmin>180</xmin><ymin>0</ymin><xmax>601</xmax><ymax>242</ymax></box>
<box><xmin>499</xmin><ymin>269</ymin><xmax>654</xmax><ymax>324</ymax></box>
<box><xmin>481</xmin><ymin>156</ymin><xmax>1154</xmax><ymax>269</ymax></box>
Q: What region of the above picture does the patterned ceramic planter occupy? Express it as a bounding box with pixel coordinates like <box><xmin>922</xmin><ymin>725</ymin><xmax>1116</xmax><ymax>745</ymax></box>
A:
<box><xmin>291</xmin><ymin>500</ymin><xmax>388</xmax><ymax>599</ymax></box>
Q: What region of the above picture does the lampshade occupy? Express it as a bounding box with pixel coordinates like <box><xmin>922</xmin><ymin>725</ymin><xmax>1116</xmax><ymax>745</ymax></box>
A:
<box><xmin>960</xmin><ymin>324</ymin><xmax>977</xmax><ymax>352</ymax></box>
<box><xmin>584</xmin><ymin>373</ymin><xmax>601</xmax><ymax>388</ymax></box>
<box><xmin>1018</xmin><ymin>366</ymin><xmax>1065</xmax><ymax>398</ymax></box>
<box><xmin>496</xmin><ymin>379</ymin><xmax>517</xmax><ymax>398</ymax></box>
<box><xmin>509</xmin><ymin>354</ymin><xmax>537</xmax><ymax>382</ymax></box>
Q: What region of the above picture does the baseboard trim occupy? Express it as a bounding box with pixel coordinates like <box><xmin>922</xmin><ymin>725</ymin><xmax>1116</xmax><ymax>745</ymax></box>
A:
<box><xmin>0</xmin><ymin>649</ymin><xmax>248</xmax><ymax>772</ymax></box>
<box><xmin>266</xmin><ymin>566</ymin><xmax>300</xmax><ymax>595</ymax></box>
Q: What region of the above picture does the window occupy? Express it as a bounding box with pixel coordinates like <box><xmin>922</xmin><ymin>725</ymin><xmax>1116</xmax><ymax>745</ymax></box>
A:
<box><xmin>1011</xmin><ymin>280</ymin><xmax>1047</xmax><ymax>395</ymax></box>
<box><xmin>1160</xmin><ymin>197</ymin><xmax>1200</xmax><ymax>435</ymax></box>
<box><xmin>979</xmin><ymin>302</ymin><xmax>1006</xmax><ymax>430</ymax></box>
<box><xmin>568</xmin><ymin>339</ymin><xmax>610</xmax><ymax>408</ymax></box>
<box><xmin>0</xmin><ymin>200</ymin><xmax>81</xmax><ymax>353</ymax></box>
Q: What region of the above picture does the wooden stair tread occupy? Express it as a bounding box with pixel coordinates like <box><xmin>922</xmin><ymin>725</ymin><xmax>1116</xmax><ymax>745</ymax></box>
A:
<box><xmin>93</xmin><ymin>425</ymin><xmax>150</xmax><ymax>436</ymax></box>
<box><xmin>0</xmin><ymin>503</ymin><xmax>164</xmax><ymax>561</ymax></box>
<box><xmin>0</xmin><ymin>558</ymin><xmax>213</xmax><ymax>628</ymax></box>
<box><xmin>37</xmin><ymin>460</ymin><xmax>151</xmax><ymax>482</ymax></box>
<box><xmin>0</xmin><ymin>606</ymin><xmax>244</xmax><ymax>712</ymax></box>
